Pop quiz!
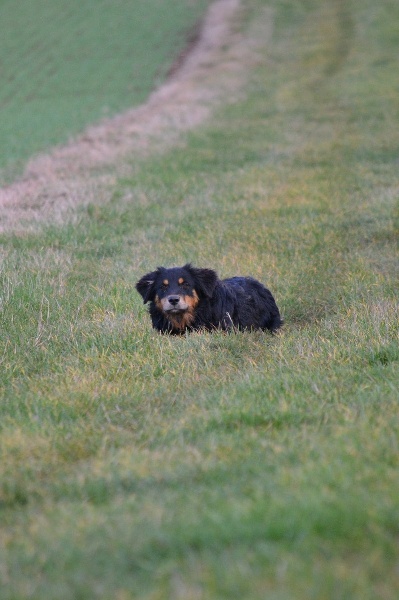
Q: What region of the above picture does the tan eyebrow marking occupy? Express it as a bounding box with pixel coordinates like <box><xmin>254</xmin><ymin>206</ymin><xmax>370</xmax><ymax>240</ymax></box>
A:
<box><xmin>178</xmin><ymin>277</ymin><xmax>184</xmax><ymax>285</ymax></box>
<box><xmin>163</xmin><ymin>279</ymin><xmax>169</xmax><ymax>286</ymax></box>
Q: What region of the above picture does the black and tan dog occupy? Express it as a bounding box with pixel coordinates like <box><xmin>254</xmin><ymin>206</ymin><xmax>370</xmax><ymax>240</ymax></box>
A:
<box><xmin>136</xmin><ymin>263</ymin><xmax>282</xmax><ymax>334</ymax></box>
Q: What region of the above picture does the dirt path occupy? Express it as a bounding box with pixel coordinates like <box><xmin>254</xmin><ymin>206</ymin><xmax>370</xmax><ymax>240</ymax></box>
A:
<box><xmin>0</xmin><ymin>0</ymin><xmax>271</xmax><ymax>233</ymax></box>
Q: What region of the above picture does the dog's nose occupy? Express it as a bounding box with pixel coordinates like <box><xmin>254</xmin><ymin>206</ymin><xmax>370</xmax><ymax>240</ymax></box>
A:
<box><xmin>168</xmin><ymin>295</ymin><xmax>180</xmax><ymax>306</ymax></box>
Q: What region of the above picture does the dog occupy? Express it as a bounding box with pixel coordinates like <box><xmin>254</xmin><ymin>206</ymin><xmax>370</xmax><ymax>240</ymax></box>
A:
<box><xmin>136</xmin><ymin>263</ymin><xmax>282</xmax><ymax>334</ymax></box>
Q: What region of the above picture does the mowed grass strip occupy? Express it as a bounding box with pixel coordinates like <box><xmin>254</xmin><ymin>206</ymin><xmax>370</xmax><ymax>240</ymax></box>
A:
<box><xmin>1</xmin><ymin>0</ymin><xmax>399</xmax><ymax>598</ymax></box>
<box><xmin>0</xmin><ymin>0</ymin><xmax>210</xmax><ymax>181</ymax></box>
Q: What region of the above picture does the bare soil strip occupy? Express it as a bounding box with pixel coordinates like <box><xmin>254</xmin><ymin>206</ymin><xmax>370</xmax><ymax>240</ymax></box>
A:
<box><xmin>0</xmin><ymin>0</ymin><xmax>271</xmax><ymax>233</ymax></box>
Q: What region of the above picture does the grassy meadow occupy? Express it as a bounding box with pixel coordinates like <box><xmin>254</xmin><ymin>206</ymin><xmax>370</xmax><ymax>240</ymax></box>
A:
<box><xmin>0</xmin><ymin>0</ymin><xmax>209</xmax><ymax>181</ymax></box>
<box><xmin>1</xmin><ymin>0</ymin><xmax>399</xmax><ymax>598</ymax></box>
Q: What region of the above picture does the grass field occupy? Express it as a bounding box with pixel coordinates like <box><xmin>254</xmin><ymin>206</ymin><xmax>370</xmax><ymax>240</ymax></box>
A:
<box><xmin>0</xmin><ymin>0</ymin><xmax>209</xmax><ymax>181</ymax></box>
<box><xmin>1</xmin><ymin>0</ymin><xmax>399</xmax><ymax>598</ymax></box>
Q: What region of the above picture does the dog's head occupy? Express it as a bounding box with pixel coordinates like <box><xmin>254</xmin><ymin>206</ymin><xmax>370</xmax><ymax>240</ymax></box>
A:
<box><xmin>136</xmin><ymin>264</ymin><xmax>217</xmax><ymax>329</ymax></box>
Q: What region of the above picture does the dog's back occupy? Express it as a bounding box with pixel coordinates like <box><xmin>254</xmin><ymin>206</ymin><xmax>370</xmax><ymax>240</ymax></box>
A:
<box><xmin>221</xmin><ymin>276</ymin><xmax>283</xmax><ymax>332</ymax></box>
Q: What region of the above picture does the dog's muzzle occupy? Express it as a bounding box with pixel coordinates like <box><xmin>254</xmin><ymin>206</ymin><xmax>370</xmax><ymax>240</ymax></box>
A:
<box><xmin>162</xmin><ymin>295</ymin><xmax>189</xmax><ymax>313</ymax></box>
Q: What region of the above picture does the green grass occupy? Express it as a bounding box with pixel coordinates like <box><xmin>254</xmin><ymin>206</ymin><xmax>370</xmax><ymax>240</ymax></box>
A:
<box><xmin>0</xmin><ymin>0</ymin><xmax>209</xmax><ymax>181</ymax></box>
<box><xmin>1</xmin><ymin>0</ymin><xmax>399</xmax><ymax>598</ymax></box>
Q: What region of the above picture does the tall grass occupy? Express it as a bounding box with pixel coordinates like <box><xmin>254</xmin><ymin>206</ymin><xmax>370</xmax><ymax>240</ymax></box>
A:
<box><xmin>1</xmin><ymin>0</ymin><xmax>398</xmax><ymax>598</ymax></box>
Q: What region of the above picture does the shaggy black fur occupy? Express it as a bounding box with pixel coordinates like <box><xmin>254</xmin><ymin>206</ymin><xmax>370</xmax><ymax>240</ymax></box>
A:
<box><xmin>136</xmin><ymin>263</ymin><xmax>283</xmax><ymax>334</ymax></box>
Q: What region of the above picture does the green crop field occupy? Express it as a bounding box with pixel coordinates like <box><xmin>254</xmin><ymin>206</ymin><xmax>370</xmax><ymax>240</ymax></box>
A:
<box><xmin>0</xmin><ymin>0</ymin><xmax>209</xmax><ymax>182</ymax></box>
<box><xmin>1</xmin><ymin>0</ymin><xmax>399</xmax><ymax>598</ymax></box>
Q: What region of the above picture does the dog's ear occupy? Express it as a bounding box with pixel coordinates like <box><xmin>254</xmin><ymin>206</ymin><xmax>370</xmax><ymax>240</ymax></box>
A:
<box><xmin>185</xmin><ymin>264</ymin><xmax>218</xmax><ymax>298</ymax></box>
<box><xmin>136</xmin><ymin>270</ymin><xmax>159</xmax><ymax>303</ymax></box>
